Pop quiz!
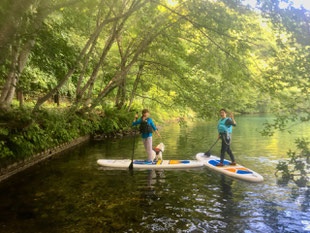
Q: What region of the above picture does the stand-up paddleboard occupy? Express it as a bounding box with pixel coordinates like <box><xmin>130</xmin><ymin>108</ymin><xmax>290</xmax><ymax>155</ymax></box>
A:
<box><xmin>196</xmin><ymin>153</ymin><xmax>264</xmax><ymax>182</ymax></box>
<box><xmin>97</xmin><ymin>159</ymin><xmax>203</xmax><ymax>169</ymax></box>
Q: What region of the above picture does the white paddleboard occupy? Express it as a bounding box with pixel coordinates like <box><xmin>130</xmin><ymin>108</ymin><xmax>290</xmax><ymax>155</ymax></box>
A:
<box><xmin>97</xmin><ymin>159</ymin><xmax>203</xmax><ymax>169</ymax></box>
<box><xmin>196</xmin><ymin>153</ymin><xmax>264</xmax><ymax>182</ymax></box>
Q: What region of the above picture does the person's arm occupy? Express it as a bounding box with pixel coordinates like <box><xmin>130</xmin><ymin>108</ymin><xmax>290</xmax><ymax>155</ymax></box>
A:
<box><xmin>150</xmin><ymin>119</ymin><xmax>162</xmax><ymax>138</ymax></box>
<box><xmin>155</xmin><ymin>129</ymin><xmax>162</xmax><ymax>138</ymax></box>
<box><xmin>225</xmin><ymin>113</ymin><xmax>236</xmax><ymax>127</ymax></box>
<box><xmin>132</xmin><ymin>114</ymin><xmax>141</xmax><ymax>126</ymax></box>
<box><xmin>230</xmin><ymin>112</ymin><xmax>236</xmax><ymax>125</ymax></box>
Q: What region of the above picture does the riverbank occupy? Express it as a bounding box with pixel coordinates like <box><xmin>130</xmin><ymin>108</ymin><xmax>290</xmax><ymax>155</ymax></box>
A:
<box><xmin>0</xmin><ymin>135</ymin><xmax>90</xmax><ymax>182</ymax></box>
<box><xmin>0</xmin><ymin>106</ymin><xmax>135</xmax><ymax>174</ymax></box>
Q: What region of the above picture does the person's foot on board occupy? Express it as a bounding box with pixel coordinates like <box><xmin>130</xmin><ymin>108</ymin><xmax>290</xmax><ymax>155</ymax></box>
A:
<box><xmin>229</xmin><ymin>161</ymin><xmax>236</xmax><ymax>165</ymax></box>
<box><xmin>216</xmin><ymin>162</ymin><xmax>224</xmax><ymax>166</ymax></box>
<box><xmin>145</xmin><ymin>160</ymin><xmax>153</xmax><ymax>164</ymax></box>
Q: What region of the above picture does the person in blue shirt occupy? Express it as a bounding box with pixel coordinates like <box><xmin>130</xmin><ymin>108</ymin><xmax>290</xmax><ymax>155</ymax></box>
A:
<box><xmin>132</xmin><ymin>109</ymin><xmax>162</xmax><ymax>163</ymax></box>
<box><xmin>216</xmin><ymin>108</ymin><xmax>237</xmax><ymax>166</ymax></box>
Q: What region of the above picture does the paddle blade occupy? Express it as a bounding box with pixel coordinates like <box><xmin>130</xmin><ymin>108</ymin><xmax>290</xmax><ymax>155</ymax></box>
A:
<box><xmin>204</xmin><ymin>151</ymin><xmax>211</xmax><ymax>157</ymax></box>
<box><xmin>129</xmin><ymin>161</ymin><xmax>133</xmax><ymax>170</ymax></box>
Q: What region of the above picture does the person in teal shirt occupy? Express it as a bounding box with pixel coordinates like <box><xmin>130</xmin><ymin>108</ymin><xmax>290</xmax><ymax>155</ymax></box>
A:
<box><xmin>216</xmin><ymin>108</ymin><xmax>236</xmax><ymax>166</ymax></box>
<box><xmin>132</xmin><ymin>109</ymin><xmax>162</xmax><ymax>163</ymax></box>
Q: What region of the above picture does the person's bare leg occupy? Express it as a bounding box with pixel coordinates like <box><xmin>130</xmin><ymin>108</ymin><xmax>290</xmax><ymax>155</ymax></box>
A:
<box><xmin>146</xmin><ymin>137</ymin><xmax>153</xmax><ymax>161</ymax></box>
<box><xmin>143</xmin><ymin>137</ymin><xmax>153</xmax><ymax>161</ymax></box>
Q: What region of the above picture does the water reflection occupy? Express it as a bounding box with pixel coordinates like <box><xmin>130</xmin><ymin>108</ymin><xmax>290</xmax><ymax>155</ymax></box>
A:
<box><xmin>140</xmin><ymin>170</ymin><xmax>164</xmax><ymax>203</ymax></box>
<box><xmin>148</xmin><ymin>170</ymin><xmax>166</xmax><ymax>187</ymax></box>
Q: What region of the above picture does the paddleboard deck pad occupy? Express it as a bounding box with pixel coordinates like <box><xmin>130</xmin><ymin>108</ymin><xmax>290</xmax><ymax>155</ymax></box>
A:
<box><xmin>196</xmin><ymin>153</ymin><xmax>264</xmax><ymax>182</ymax></box>
<box><xmin>97</xmin><ymin>159</ymin><xmax>203</xmax><ymax>169</ymax></box>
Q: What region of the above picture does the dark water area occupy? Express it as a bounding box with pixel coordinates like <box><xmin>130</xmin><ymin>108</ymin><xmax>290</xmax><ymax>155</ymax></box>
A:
<box><xmin>0</xmin><ymin>114</ymin><xmax>309</xmax><ymax>232</ymax></box>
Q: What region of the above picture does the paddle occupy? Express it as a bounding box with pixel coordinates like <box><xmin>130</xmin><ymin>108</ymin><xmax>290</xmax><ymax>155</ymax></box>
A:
<box><xmin>204</xmin><ymin>138</ymin><xmax>220</xmax><ymax>157</ymax></box>
<box><xmin>129</xmin><ymin>112</ymin><xmax>139</xmax><ymax>170</ymax></box>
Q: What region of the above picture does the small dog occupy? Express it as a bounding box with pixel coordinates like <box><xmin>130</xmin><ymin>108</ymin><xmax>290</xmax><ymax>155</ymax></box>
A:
<box><xmin>152</xmin><ymin>142</ymin><xmax>165</xmax><ymax>161</ymax></box>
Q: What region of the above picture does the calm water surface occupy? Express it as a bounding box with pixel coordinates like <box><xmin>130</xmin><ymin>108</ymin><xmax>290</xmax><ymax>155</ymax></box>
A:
<box><xmin>0</xmin><ymin>115</ymin><xmax>309</xmax><ymax>233</ymax></box>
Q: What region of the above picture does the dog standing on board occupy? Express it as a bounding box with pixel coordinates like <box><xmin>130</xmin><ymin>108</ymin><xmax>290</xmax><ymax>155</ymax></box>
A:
<box><xmin>152</xmin><ymin>142</ymin><xmax>165</xmax><ymax>161</ymax></box>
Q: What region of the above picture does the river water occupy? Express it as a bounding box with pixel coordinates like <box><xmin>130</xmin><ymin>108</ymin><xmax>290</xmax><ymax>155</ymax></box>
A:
<box><xmin>0</xmin><ymin>115</ymin><xmax>309</xmax><ymax>232</ymax></box>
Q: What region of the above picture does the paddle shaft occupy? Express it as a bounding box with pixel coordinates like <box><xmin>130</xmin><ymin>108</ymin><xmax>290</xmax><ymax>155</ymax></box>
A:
<box><xmin>205</xmin><ymin>138</ymin><xmax>220</xmax><ymax>156</ymax></box>
<box><xmin>129</xmin><ymin>112</ymin><xmax>139</xmax><ymax>170</ymax></box>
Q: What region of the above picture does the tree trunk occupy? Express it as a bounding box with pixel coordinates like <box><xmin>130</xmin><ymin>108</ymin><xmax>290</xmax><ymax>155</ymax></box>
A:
<box><xmin>99</xmin><ymin>69</ymin><xmax>105</xmax><ymax>91</ymax></box>
<box><xmin>1</xmin><ymin>38</ymin><xmax>35</xmax><ymax>108</ymax></box>
<box><xmin>0</xmin><ymin>0</ymin><xmax>35</xmax><ymax>65</ymax></box>
<box><xmin>115</xmin><ymin>82</ymin><xmax>122</xmax><ymax>107</ymax></box>
<box><xmin>115</xmin><ymin>35</ymin><xmax>128</xmax><ymax>109</ymax></box>
<box><xmin>115</xmin><ymin>70</ymin><xmax>127</xmax><ymax>109</ymax></box>
<box><xmin>0</xmin><ymin>45</ymin><xmax>18</xmax><ymax>109</ymax></box>
<box><xmin>79</xmin><ymin>4</ymin><xmax>174</xmax><ymax>112</ymax></box>
<box><xmin>127</xmin><ymin>63</ymin><xmax>144</xmax><ymax>111</ymax></box>
<box><xmin>4</xmin><ymin>75</ymin><xmax>17</xmax><ymax>107</ymax></box>
<box><xmin>0</xmin><ymin>0</ymin><xmax>91</xmax><ymax>65</ymax></box>
<box><xmin>76</xmin><ymin>34</ymin><xmax>99</xmax><ymax>100</ymax></box>
<box><xmin>119</xmin><ymin>77</ymin><xmax>127</xmax><ymax>109</ymax></box>
<box><xmin>76</xmin><ymin>2</ymin><xmax>106</xmax><ymax>99</ymax></box>
<box><xmin>0</xmin><ymin>73</ymin><xmax>13</xmax><ymax>104</ymax></box>
<box><xmin>33</xmin><ymin>2</ymin><xmax>145</xmax><ymax>111</ymax></box>
<box><xmin>33</xmin><ymin>26</ymin><xmax>103</xmax><ymax>110</ymax></box>
<box><xmin>54</xmin><ymin>93</ymin><xmax>60</xmax><ymax>107</ymax></box>
<box><xmin>78</xmin><ymin>23</ymin><xmax>118</xmax><ymax>101</ymax></box>
<box><xmin>17</xmin><ymin>89</ymin><xmax>23</xmax><ymax>108</ymax></box>
<box><xmin>82</xmin><ymin>44</ymin><xmax>146</xmax><ymax>112</ymax></box>
<box><xmin>78</xmin><ymin>10</ymin><xmax>131</xmax><ymax>103</ymax></box>
<box><xmin>0</xmin><ymin>0</ymin><xmax>59</xmax><ymax>109</ymax></box>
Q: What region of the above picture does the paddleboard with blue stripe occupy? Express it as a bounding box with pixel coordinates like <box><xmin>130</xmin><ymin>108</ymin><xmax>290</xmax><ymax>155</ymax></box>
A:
<box><xmin>97</xmin><ymin>159</ymin><xmax>203</xmax><ymax>169</ymax></box>
<box><xmin>196</xmin><ymin>153</ymin><xmax>264</xmax><ymax>182</ymax></box>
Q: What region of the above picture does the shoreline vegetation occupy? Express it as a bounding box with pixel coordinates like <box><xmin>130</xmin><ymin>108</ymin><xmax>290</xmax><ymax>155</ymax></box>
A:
<box><xmin>0</xmin><ymin>105</ymin><xmax>133</xmax><ymax>170</ymax></box>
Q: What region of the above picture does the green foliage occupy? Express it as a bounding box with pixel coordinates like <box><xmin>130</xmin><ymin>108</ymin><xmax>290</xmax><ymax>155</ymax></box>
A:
<box><xmin>276</xmin><ymin>138</ymin><xmax>310</xmax><ymax>187</ymax></box>
<box><xmin>0</xmin><ymin>140</ymin><xmax>13</xmax><ymax>158</ymax></box>
<box><xmin>0</xmin><ymin>107</ymin><xmax>133</xmax><ymax>168</ymax></box>
<box><xmin>98</xmin><ymin>106</ymin><xmax>133</xmax><ymax>133</ymax></box>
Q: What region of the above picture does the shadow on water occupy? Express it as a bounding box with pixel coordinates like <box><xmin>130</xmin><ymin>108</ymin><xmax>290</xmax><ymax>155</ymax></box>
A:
<box><xmin>0</xmin><ymin>114</ymin><xmax>310</xmax><ymax>232</ymax></box>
